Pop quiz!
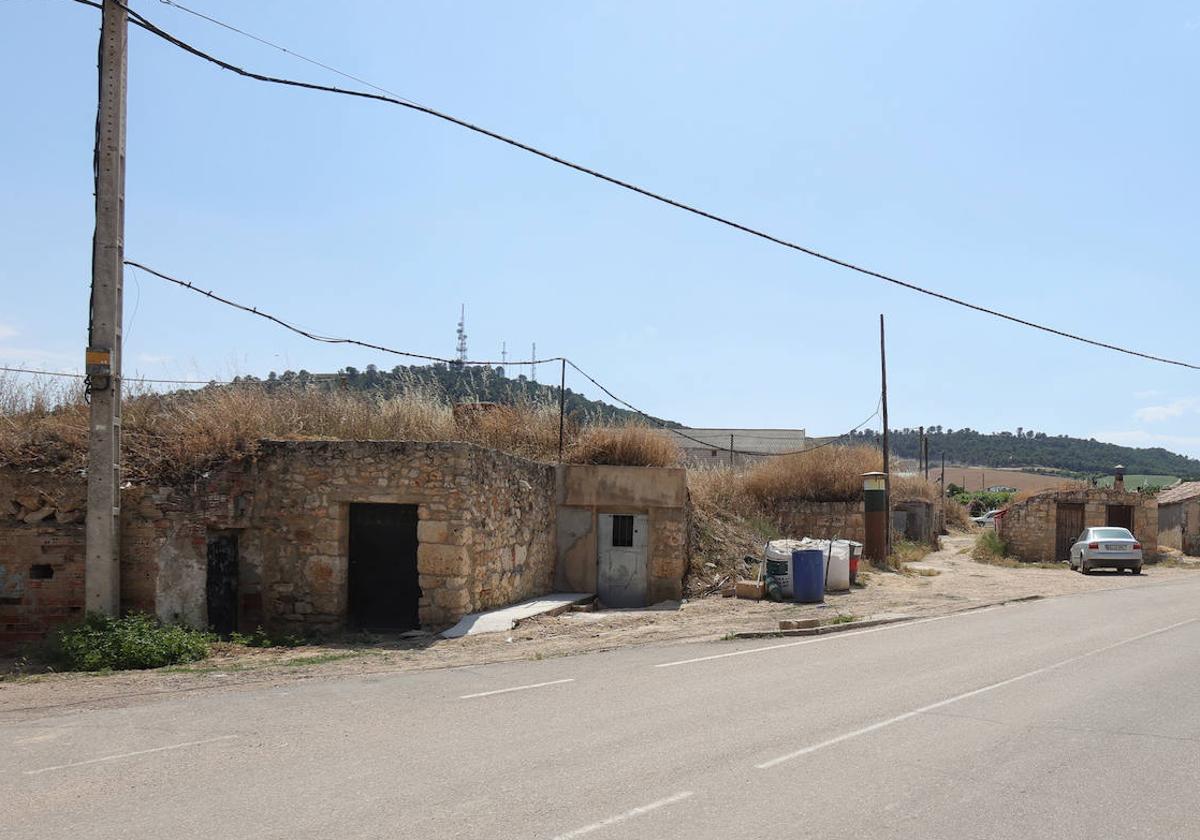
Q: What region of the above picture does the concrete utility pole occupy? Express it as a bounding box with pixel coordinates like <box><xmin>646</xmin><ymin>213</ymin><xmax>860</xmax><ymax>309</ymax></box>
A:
<box><xmin>879</xmin><ymin>314</ymin><xmax>891</xmax><ymax>559</ymax></box>
<box><xmin>85</xmin><ymin>0</ymin><xmax>128</xmax><ymax>616</ymax></box>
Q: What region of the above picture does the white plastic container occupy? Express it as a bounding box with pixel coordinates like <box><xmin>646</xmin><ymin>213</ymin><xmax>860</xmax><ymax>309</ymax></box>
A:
<box><xmin>824</xmin><ymin>541</ymin><xmax>851</xmax><ymax>592</ymax></box>
<box><xmin>763</xmin><ymin>539</ymin><xmax>808</xmax><ymax>597</ymax></box>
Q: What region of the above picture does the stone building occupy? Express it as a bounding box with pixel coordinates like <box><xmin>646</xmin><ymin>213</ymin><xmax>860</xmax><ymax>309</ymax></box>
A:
<box><xmin>1156</xmin><ymin>481</ymin><xmax>1200</xmax><ymax>555</ymax></box>
<box><xmin>1</xmin><ymin>441</ymin><xmax>688</xmax><ymax>647</ymax></box>
<box><xmin>997</xmin><ymin>482</ymin><xmax>1157</xmax><ymax>564</ymax></box>
<box><xmin>767</xmin><ymin>497</ymin><xmax>940</xmax><ymax>545</ymax></box>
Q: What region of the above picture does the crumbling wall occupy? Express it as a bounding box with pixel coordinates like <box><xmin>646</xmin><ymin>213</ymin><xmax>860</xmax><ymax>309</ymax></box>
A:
<box><xmin>0</xmin><ymin>470</ymin><xmax>87</xmax><ymax>644</ymax></box>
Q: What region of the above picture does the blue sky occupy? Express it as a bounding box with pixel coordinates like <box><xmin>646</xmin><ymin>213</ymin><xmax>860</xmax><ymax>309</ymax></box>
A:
<box><xmin>2</xmin><ymin>1</ymin><xmax>1198</xmax><ymax>454</ymax></box>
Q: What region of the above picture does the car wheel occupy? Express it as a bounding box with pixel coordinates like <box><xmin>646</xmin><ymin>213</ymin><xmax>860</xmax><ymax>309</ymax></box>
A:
<box><xmin>1080</xmin><ymin>558</ymin><xmax>1090</xmax><ymax>575</ymax></box>
<box><xmin>1132</xmin><ymin>566</ymin><xmax>1143</xmax><ymax>576</ymax></box>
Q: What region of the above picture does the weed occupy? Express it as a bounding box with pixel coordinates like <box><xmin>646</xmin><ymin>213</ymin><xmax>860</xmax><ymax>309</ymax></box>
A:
<box><xmin>55</xmin><ymin>612</ymin><xmax>211</xmax><ymax>672</ymax></box>
<box><xmin>229</xmin><ymin>627</ymin><xmax>305</xmax><ymax>648</ymax></box>
<box><xmin>972</xmin><ymin>529</ymin><xmax>1016</xmax><ymax>566</ymax></box>
<box><xmin>280</xmin><ymin>652</ymin><xmax>361</xmax><ymax>667</ymax></box>
<box><xmin>826</xmin><ymin>613</ymin><xmax>857</xmax><ymax>625</ymax></box>
<box><xmin>567</xmin><ymin>423</ymin><xmax>681</xmax><ymax>467</ymax></box>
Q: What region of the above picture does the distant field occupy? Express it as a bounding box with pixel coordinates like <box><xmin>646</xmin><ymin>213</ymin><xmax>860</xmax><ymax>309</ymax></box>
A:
<box><xmin>1094</xmin><ymin>474</ymin><xmax>1180</xmax><ymax>491</ymax></box>
<box><xmin>938</xmin><ymin>466</ymin><xmax>1075</xmax><ymax>494</ymax></box>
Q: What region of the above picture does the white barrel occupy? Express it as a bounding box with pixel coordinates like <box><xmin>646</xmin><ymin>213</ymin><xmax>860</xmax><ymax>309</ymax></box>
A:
<box><xmin>763</xmin><ymin>539</ymin><xmax>807</xmax><ymax>597</ymax></box>
<box><xmin>824</xmin><ymin>541</ymin><xmax>851</xmax><ymax>592</ymax></box>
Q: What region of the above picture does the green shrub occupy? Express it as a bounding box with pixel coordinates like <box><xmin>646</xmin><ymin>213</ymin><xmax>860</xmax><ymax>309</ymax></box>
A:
<box><xmin>229</xmin><ymin>626</ymin><xmax>304</xmax><ymax>648</ymax></box>
<box><xmin>972</xmin><ymin>529</ymin><xmax>1015</xmax><ymax>566</ymax></box>
<box><xmin>56</xmin><ymin>612</ymin><xmax>211</xmax><ymax>672</ymax></box>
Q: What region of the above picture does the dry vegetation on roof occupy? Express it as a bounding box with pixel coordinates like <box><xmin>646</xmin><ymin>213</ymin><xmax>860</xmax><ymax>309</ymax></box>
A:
<box><xmin>0</xmin><ymin>375</ymin><xmax>680</xmax><ymax>482</ymax></box>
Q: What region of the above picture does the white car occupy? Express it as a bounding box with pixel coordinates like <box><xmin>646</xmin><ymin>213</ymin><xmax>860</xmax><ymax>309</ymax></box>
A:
<box><xmin>1068</xmin><ymin>527</ymin><xmax>1143</xmax><ymax>575</ymax></box>
<box><xmin>971</xmin><ymin>509</ymin><xmax>1003</xmax><ymax>527</ymax></box>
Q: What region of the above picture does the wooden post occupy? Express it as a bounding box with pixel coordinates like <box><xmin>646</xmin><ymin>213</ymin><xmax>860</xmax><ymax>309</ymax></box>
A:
<box><xmin>880</xmin><ymin>315</ymin><xmax>891</xmax><ymax>559</ymax></box>
<box><xmin>86</xmin><ymin>0</ymin><xmax>128</xmax><ymax>616</ymax></box>
<box><xmin>558</xmin><ymin>358</ymin><xmax>566</xmax><ymax>462</ymax></box>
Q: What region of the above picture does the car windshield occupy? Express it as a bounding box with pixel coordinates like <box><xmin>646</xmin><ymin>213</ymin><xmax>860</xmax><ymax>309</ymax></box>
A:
<box><xmin>1092</xmin><ymin>528</ymin><xmax>1133</xmax><ymax>540</ymax></box>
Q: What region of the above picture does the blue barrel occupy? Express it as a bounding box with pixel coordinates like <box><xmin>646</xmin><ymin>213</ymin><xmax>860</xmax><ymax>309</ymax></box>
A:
<box><xmin>791</xmin><ymin>549</ymin><xmax>825</xmax><ymax>603</ymax></box>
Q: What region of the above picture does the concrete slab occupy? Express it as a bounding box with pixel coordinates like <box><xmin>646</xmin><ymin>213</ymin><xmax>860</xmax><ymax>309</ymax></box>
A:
<box><xmin>439</xmin><ymin>593</ymin><xmax>594</xmax><ymax>639</ymax></box>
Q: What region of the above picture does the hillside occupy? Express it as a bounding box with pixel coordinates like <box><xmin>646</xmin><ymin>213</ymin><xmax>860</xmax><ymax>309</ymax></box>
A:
<box><xmin>847</xmin><ymin>427</ymin><xmax>1200</xmax><ymax>479</ymax></box>
<box><xmin>237</xmin><ymin>363</ymin><xmax>681</xmax><ymax>428</ymax></box>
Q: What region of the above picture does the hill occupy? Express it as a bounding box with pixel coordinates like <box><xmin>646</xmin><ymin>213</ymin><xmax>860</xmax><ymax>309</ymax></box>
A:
<box><xmin>237</xmin><ymin>363</ymin><xmax>680</xmax><ymax>429</ymax></box>
<box><xmin>847</xmin><ymin>427</ymin><xmax>1200</xmax><ymax>479</ymax></box>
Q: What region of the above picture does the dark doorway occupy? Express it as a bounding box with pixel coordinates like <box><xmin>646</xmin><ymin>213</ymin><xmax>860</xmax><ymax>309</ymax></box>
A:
<box><xmin>206</xmin><ymin>532</ymin><xmax>239</xmax><ymax>635</ymax></box>
<box><xmin>1055</xmin><ymin>503</ymin><xmax>1084</xmax><ymax>561</ymax></box>
<box><xmin>1107</xmin><ymin>504</ymin><xmax>1134</xmax><ymax>531</ymax></box>
<box><xmin>348</xmin><ymin>503</ymin><xmax>420</xmax><ymax>630</ymax></box>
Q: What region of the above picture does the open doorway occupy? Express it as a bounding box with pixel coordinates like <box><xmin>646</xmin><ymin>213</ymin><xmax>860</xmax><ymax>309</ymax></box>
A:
<box><xmin>206</xmin><ymin>532</ymin><xmax>239</xmax><ymax>635</ymax></box>
<box><xmin>348</xmin><ymin>503</ymin><xmax>420</xmax><ymax>630</ymax></box>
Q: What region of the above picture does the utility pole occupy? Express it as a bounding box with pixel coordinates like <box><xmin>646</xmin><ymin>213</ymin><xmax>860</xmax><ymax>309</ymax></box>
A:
<box><xmin>923</xmin><ymin>431</ymin><xmax>929</xmax><ymax>480</ymax></box>
<box><xmin>880</xmin><ymin>315</ymin><xmax>891</xmax><ymax>559</ymax></box>
<box><xmin>729</xmin><ymin>434</ymin><xmax>734</xmax><ymax>467</ymax></box>
<box><xmin>85</xmin><ymin>0</ymin><xmax>128</xmax><ymax>616</ymax></box>
<box><xmin>558</xmin><ymin>359</ymin><xmax>566</xmax><ymax>462</ymax></box>
<box><xmin>919</xmin><ymin>426</ymin><xmax>924</xmax><ymax>476</ymax></box>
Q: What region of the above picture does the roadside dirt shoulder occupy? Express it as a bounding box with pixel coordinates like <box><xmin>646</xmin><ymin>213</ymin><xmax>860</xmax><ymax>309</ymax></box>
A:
<box><xmin>3</xmin><ymin>533</ymin><xmax>1196</xmax><ymax>720</ymax></box>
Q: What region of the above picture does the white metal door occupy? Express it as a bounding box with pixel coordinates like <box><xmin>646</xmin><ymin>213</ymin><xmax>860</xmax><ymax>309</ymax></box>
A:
<box><xmin>597</xmin><ymin>513</ymin><xmax>648</xmax><ymax>608</ymax></box>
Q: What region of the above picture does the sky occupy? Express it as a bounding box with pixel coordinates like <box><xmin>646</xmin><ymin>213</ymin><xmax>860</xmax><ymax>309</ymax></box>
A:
<box><xmin>2</xmin><ymin>1</ymin><xmax>1199</xmax><ymax>454</ymax></box>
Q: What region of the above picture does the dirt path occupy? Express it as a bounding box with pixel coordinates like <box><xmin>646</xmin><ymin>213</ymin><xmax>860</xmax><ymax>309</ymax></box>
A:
<box><xmin>3</xmin><ymin>534</ymin><xmax>1197</xmax><ymax>719</ymax></box>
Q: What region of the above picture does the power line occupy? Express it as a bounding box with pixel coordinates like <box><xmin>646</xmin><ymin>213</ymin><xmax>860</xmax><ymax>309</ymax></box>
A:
<box><xmin>67</xmin><ymin>0</ymin><xmax>1200</xmax><ymax>373</ymax></box>
<box><xmin>122</xmin><ymin>258</ymin><xmax>880</xmax><ymax>458</ymax></box>
<box><xmin>151</xmin><ymin>0</ymin><xmax>429</xmax><ymax>108</ymax></box>
<box><xmin>126</xmin><ymin>260</ymin><xmax>561</xmax><ymax>367</ymax></box>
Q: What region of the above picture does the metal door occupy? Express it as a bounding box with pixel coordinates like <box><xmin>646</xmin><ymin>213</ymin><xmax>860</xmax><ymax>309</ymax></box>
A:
<box><xmin>348</xmin><ymin>503</ymin><xmax>420</xmax><ymax>630</ymax></box>
<box><xmin>597</xmin><ymin>513</ymin><xmax>648</xmax><ymax>608</ymax></box>
<box><xmin>206</xmin><ymin>533</ymin><xmax>239</xmax><ymax>635</ymax></box>
<box><xmin>1055</xmin><ymin>503</ymin><xmax>1084</xmax><ymax>561</ymax></box>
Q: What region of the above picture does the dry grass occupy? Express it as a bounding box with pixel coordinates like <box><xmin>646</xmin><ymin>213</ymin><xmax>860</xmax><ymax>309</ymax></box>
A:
<box><xmin>944</xmin><ymin>498</ymin><xmax>972</xmax><ymax>530</ymax></box>
<box><xmin>0</xmin><ymin>375</ymin><xmax>673</xmax><ymax>483</ymax></box>
<box><xmin>567</xmin><ymin>424</ymin><xmax>681</xmax><ymax>468</ymax></box>
<box><xmin>741</xmin><ymin>445</ymin><xmax>937</xmax><ymax>505</ymax></box>
<box><xmin>1011</xmin><ymin>480</ymin><xmax>1089</xmax><ymax>504</ymax></box>
<box><xmin>743</xmin><ymin>446</ymin><xmax>882</xmax><ymax>504</ymax></box>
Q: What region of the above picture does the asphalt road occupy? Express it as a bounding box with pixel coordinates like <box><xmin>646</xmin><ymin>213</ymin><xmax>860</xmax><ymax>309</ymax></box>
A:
<box><xmin>5</xmin><ymin>577</ymin><xmax>1200</xmax><ymax>839</ymax></box>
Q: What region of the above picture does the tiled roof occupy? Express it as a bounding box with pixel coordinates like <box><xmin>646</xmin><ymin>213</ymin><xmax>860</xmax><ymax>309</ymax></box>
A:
<box><xmin>1157</xmin><ymin>481</ymin><xmax>1200</xmax><ymax>505</ymax></box>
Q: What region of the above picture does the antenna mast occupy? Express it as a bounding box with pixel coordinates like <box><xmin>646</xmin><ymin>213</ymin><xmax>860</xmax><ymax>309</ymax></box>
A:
<box><xmin>455</xmin><ymin>304</ymin><xmax>468</xmax><ymax>363</ymax></box>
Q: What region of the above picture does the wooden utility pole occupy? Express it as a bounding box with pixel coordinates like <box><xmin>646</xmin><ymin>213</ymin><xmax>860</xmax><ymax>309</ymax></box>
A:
<box><xmin>880</xmin><ymin>314</ymin><xmax>891</xmax><ymax>559</ymax></box>
<box><xmin>558</xmin><ymin>359</ymin><xmax>566</xmax><ymax>461</ymax></box>
<box><xmin>85</xmin><ymin>0</ymin><xmax>128</xmax><ymax>616</ymax></box>
<box><xmin>918</xmin><ymin>426</ymin><xmax>925</xmax><ymax>476</ymax></box>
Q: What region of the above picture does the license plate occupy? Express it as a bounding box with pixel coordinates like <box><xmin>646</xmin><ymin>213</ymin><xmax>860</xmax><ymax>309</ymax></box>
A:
<box><xmin>1104</xmin><ymin>544</ymin><xmax>1127</xmax><ymax>551</ymax></box>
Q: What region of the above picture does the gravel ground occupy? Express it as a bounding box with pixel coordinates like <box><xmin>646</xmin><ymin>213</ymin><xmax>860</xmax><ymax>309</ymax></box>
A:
<box><xmin>3</xmin><ymin>534</ymin><xmax>1197</xmax><ymax>720</ymax></box>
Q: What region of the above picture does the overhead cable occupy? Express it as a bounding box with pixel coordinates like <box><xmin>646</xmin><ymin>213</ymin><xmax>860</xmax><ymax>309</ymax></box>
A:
<box><xmin>67</xmin><ymin>0</ymin><xmax>1200</xmax><ymax>372</ymax></box>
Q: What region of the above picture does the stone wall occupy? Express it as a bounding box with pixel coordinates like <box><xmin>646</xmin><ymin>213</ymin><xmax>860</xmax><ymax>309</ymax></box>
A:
<box><xmin>772</xmin><ymin>501</ymin><xmax>865</xmax><ymax>543</ymax></box>
<box><xmin>247</xmin><ymin>441</ymin><xmax>557</xmax><ymax>629</ymax></box>
<box><xmin>1157</xmin><ymin>499</ymin><xmax>1200</xmax><ymax>555</ymax></box>
<box><xmin>998</xmin><ymin>487</ymin><xmax>1158</xmax><ymax>564</ymax></box>
<box><xmin>1</xmin><ymin>440</ymin><xmax>559</xmax><ymax>647</ymax></box>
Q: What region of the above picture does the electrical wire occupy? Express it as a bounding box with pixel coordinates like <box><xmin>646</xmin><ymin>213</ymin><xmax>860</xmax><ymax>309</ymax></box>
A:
<box><xmin>126</xmin><ymin>260</ymin><xmax>561</xmax><ymax>367</ymax></box>
<box><xmin>119</xmin><ymin>258</ymin><xmax>879</xmax><ymax>457</ymax></box>
<box><xmin>67</xmin><ymin>0</ymin><xmax>1200</xmax><ymax>373</ymax></box>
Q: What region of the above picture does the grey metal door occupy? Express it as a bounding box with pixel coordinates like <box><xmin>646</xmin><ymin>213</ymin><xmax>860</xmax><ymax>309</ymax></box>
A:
<box><xmin>597</xmin><ymin>513</ymin><xmax>648</xmax><ymax>608</ymax></box>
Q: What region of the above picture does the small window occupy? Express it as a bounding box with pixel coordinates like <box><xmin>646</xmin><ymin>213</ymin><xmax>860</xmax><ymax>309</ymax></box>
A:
<box><xmin>612</xmin><ymin>515</ymin><xmax>634</xmax><ymax>548</ymax></box>
<box><xmin>29</xmin><ymin>564</ymin><xmax>54</xmax><ymax>580</ymax></box>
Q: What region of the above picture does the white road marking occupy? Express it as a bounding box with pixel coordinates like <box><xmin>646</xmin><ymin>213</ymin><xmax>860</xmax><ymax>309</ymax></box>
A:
<box><xmin>656</xmin><ymin>607</ymin><xmax>1002</xmax><ymax>668</ymax></box>
<box><xmin>756</xmin><ymin>617</ymin><xmax>1198</xmax><ymax>769</ymax></box>
<box><xmin>550</xmin><ymin>791</ymin><xmax>694</xmax><ymax>839</ymax></box>
<box><xmin>460</xmin><ymin>678</ymin><xmax>575</xmax><ymax>699</ymax></box>
<box><xmin>23</xmin><ymin>734</ymin><xmax>239</xmax><ymax>775</ymax></box>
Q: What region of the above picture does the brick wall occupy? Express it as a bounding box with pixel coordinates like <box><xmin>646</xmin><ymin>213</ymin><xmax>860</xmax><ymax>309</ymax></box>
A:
<box><xmin>0</xmin><ymin>471</ymin><xmax>87</xmax><ymax>644</ymax></box>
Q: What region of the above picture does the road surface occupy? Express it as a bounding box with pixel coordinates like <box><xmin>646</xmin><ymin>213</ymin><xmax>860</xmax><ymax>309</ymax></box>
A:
<box><xmin>5</xmin><ymin>576</ymin><xmax>1199</xmax><ymax>839</ymax></box>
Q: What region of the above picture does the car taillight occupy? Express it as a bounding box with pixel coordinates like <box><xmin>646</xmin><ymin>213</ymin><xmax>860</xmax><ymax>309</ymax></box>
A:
<box><xmin>1133</xmin><ymin>543</ymin><xmax>1142</xmax><ymax>550</ymax></box>
<box><xmin>1088</xmin><ymin>542</ymin><xmax>1099</xmax><ymax>549</ymax></box>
